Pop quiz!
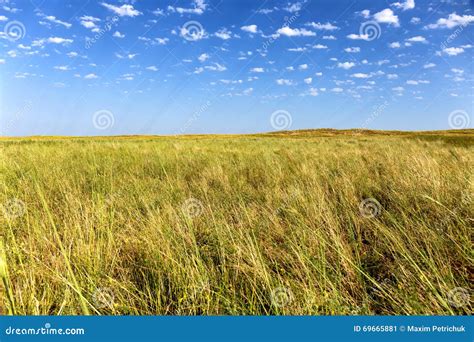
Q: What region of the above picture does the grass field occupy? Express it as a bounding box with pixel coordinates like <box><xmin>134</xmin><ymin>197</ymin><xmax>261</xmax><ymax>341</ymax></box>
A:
<box><xmin>0</xmin><ymin>130</ymin><xmax>472</xmax><ymax>315</ymax></box>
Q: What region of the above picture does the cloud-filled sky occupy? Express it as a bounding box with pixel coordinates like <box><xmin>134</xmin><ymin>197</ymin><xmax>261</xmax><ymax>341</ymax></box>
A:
<box><xmin>0</xmin><ymin>0</ymin><xmax>472</xmax><ymax>136</ymax></box>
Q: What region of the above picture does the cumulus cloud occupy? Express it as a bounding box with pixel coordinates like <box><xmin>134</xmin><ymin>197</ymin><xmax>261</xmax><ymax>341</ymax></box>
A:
<box><xmin>344</xmin><ymin>47</ymin><xmax>360</xmax><ymax>53</ymax></box>
<box><xmin>347</xmin><ymin>33</ymin><xmax>369</xmax><ymax>40</ymax></box>
<box><xmin>406</xmin><ymin>35</ymin><xmax>426</xmax><ymax>43</ymax></box>
<box><xmin>215</xmin><ymin>28</ymin><xmax>232</xmax><ymax>40</ymax></box>
<box><xmin>79</xmin><ymin>16</ymin><xmax>100</xmax><ymax>31</ymax></box>
<box><xmin>373</xmin><ymin>8</ymin><xmax>399</xmax><ymax>26</ymax></box>
<box><xmin>276</xmin><ymin>79</ymin><xmax>295</xmax><ymax>86</ymax></box>
<box><xmin>113</xmin><ymin>31</ymin><xmax>125</xmax><ymax>38</ymax></box>
<box><xmin>44</xmin><ymin>15</ymin><xmax>72</xmax><ymax>28</ymax></box>
<box><xmin>338</xmin><ymin>62</ymin><xmax>355</xmax><ymax>69</ymax></box>
<box><xmin>442</xmin><ymin>47</ymin><xmax>464</xmax><ymax>56</ymax></box>
<box><xmin>391</xmin><ymin>0</ymin><xmax>415</xmax><ymax>11</ymax></box>
<box><xmin>313</xmin><ymin>44</ymin><xmax>328</xmax><ymax>49</ymax></box>
<box><xmin>198</xmin><ymin>53</ymin><xmax>209</xmax><ymax>62</ymax></box>
<box><xmin>84</xmin><ymin>73</ymin><xmax>98</xmax><ymax>79</ymax></box>
<box><xmin>251</xmin><ymin>67</ymin><xmax>264</xmax><ymax>73</ymax></box>
<box><xmin>101</xmin><ymin>3</ymin><xmax>141</xmax><ymax>17</ymax></box>
<box><xmin>351</xmin><ymin>73</ymin><xmax>371</xmax><ymax>78</ymax></box>
<box><xmin>389</xmin><ymin>42</ymin><xmax>401</xmax><ymax>48</ymax></box>
<box><xmin>241</xmin><ymin>25</ymin><xmax>258</xmax><ymax>33</ymax></box>
<box><xmin>306</xmin><ymin>22</ymin><xmax>338</xmax><ymax>30</ymax></box>
<box><xmin>284</xmin><ymin>1</ymin><xmax>304</xmax><ymax>13</ymax></box>
<box><xmin>426</xmin><ymin>13</ymin><xmax>474</xmax><ymax>29</ymax></box>
<box><xmin>168</xmin><ymin>0</ymin><xmax>207</xmax><ymax>15</ymax></box>
<box><xmin>276</xmin><ymin>27</ymin><xmax>316</xmax><ymax>37</ymax></box>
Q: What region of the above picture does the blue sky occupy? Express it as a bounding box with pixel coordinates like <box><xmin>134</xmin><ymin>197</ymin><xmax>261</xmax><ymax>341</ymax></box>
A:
<box><xmin>0</xmin><ymin>0</ymin><xmax>472</xmax><ymax>136</ymax></box>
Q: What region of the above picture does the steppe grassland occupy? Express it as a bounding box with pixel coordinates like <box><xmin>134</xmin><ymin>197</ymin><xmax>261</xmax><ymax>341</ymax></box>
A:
<box><xmin>0</xmin><ymin>132</ymin><xmax>472</xmax><ymax>315</ymax></box>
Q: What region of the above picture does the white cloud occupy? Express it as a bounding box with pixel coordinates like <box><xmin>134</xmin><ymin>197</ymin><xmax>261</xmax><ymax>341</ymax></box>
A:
<box><xmin>44</xmin><ymin>15</ymin><xmax>72</xmax><ymax>28</ymax></box>
<box><xmin>411</xmin><ymin>17</ymin><xmax>421</xmax><ymax>24</ymax></box>
<box><xmin>113</xmin><ymin>31</ymin><xmax>125</xmax><ymax>38</ymax></box>
<box><xmin>198</xmin><ymin>53</ymin><xmax>209</xmax><ymax>62</ymax></box>
<box><xmin>276</xmin><ymin>27</ymin><xmax>316</xmax><ymax>37</ymax></box>
<box><xmin>392</xmin><ymin>86</ymin><xmax>404</xmax><ymax>92</ymax></box>
<box><xmin>391</xmin><ymin>0</ymin><xmax>415</xmax><ymax>11</ymax></box>
<box><xmin>168</xmin><ymin>0</ymin><xmax>208</xmax><ymax>15</ymax></box>
<box><xmin>423</xmin><ymin>63</ymin><xmax>436</xmax><ymax>69</ymax></box>
<box><xmin>426</xmin><ymin>13</ymin><xmax>474</xmax><ymax>29</ymax></box>
<box><xmin>242</xmin><ymin>88</ymin><xmax>253</xmax><ymax>95</ymax></box>
<box><xmin>344</xmin><ymin>47</ymin><xmax>360</xmax><ymax>53</ymax></box>
<box><xmin>205</xmin><ymin>63</ymin><xmax>226</xmax><ymax>72</ymax></box>
<box><xmin>79</xmin><ymin>16</ymin><xmax>100</xmax><ymax>30</ymax></box>
<box><xmin>331</xmin><ymin>87</ymin><xmax>343</xmax><ymax>93</ymax></box>
<box><xmin>37</xmin><ymin>37</ymin><xmax>74</xmax><ymax>45</ymax></box>
<box><xmin>442</xmin><ymin>47</ymin><xmax>464</xmax><ymax>56</ymax></box>
<box><xmin>315</xmin><ymin>72</ymin><xmax>323</xmax><ymax>76</ymax></box>
<box><xmin>284</xmin><ymin>2</ymin><xmax>304</xmax><ymax>13</ymax></box>
<box><xmin>0</xmin><ymin>15</ymin><xmax>8</xmax><ymax>21</ymax></box>
<box><xmin>241</xmin><ymin>25</ymin><xmax>258</xmax><ymax>33</ymax></box>
<box><xmin>155</xmin><ymin>38</ymin><xmax>169</xmax><ymax>45</ymax></box>
<box><xmin>406</xmin><ymin>35</ymin><xmax>426</xmax><ymax>43</ymax></box>
<box><xmin>288</xmin><ymin>47</ymin><xmax>306</xmax><ymax>52</ymax></box>
<box><xmin>374</xmin><ymin>8</ymin><xmax>399</xmax><ymax>26</ymax></box>
<box><xmin>276</xmin><ymin>79</ymin><xmax>295</xmax><ymax>86</ymax></box>
<box><xmin>323</xmin><ymin>35</ymin><xmax>336</xmax><ymax>40</ymax></box>
<box><xmin>54</xmin><ymin>65</ymin><xmax>70</xmax><ymax>71</ymax></box>
<box><xmin>115</xmin><ymin>53</ymin><xmax>138</xmax><ymax>59</ymax></box>
<box><xmin>153</xmin><ymin>8</ymin><xmax>164</xmax><ymax>16</ymax></box>
<box><xmin>351</xmin><ymin>73</ymin><xmax>370</xmax><ymax>78</ymax></box>
<box><xmin>101</xmin><ymin>3</ymin><xmax>141</xmax><ymax>17</ymax></box>
<box><xmin>337</xmin><ymin>62</ymin><xmax>355</xmax><ymax>69</ymax></box>
<box><xmin>215</xmin><ymin>28</ymin><xmax>232</xmax><ymax>40</ymax></box>
<box><xmin>387</xmin><ymin>74</ymin><xmax>398</xmax><ymax>79</ymax></box>
<box><xmin>308</xmin><ymin>87</ymin><xmax>318</xmax><ymax>96</ymax></box>
<box><xmin>146</xmin><ymin>66</ymin><xmax>158</xmax><ymax>71</ymax></box>
<box><xmin>360</xmin><ymin>10</ymin><xmax>370</xmax><ymax>18</ymax></box>
<box><xmin>389</xmin><ymin>42</ymin><xmax>401</xmax><ymax>48</ymax></box>
<box><xmin>84</xmin><ymin>73</ymin><xmax>98</xmax><ymax>79</ymax></box>
<box><xmin>0</xmin><ymin>59</ymin><xmax>5</xmax><ymax>64</ymax></box>
<box><xmin>313</xmin><ymin>44</ymin><xmax>328</xmax><ymax>49</ymax></box>
<box><xmin>298</xmin><ymin>64</ymin><xmax>308</xmax><ymax>70</ymax></box>
<box><xmin>406</xmin><ymin>80</ymin><xmax>418</xmax><ymax>85</ymax></box>
<box><xmin>451</xmin><ymin>68</ymin><xmax>464</xmax><ymax>74</ymax></box>
<box><xmin>304</xmin><ymin>77</ymin><xmax>312</xmax><ymax>84</ymax></box>
<box><xmin>347</xmin><ymin>33</ymin><xmax>369</xmax><ymax>40</ymax></box>
<box><xmin>67</xmin><ymin>52</ymin><xmax>78</xmax><ymax>58</ymax></box>
<box><xmin>306</xmin><ymin>22</ymin><xmax>338</xmax><ymax>30</ymax></box>
<box><xmin>251</xmin><ymin>67</ymin><xmax>264</xmax><ymax>73</ymax></box>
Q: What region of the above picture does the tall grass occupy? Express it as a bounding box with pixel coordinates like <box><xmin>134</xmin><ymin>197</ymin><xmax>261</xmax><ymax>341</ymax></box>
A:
<box><xmin>0</xmin><ymin>133</ymin><xmax>472</xmax><ymax>315</ymax></box>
